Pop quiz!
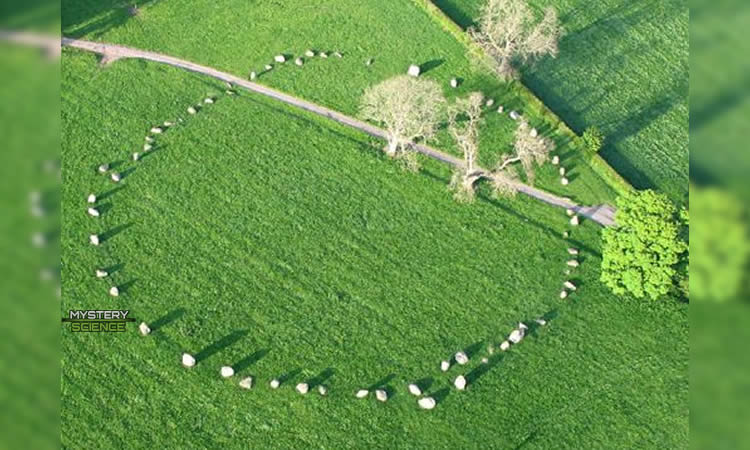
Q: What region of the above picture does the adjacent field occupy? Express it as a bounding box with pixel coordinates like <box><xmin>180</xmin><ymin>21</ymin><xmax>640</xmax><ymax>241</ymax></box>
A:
<box><xmin>432</xmin><ymin>0</ymin><xmax>689</xmax><ymax>203</ymax></box>
<box><xmin>61</xmin><ymin>51</ymin><xmax>687</xmax><ymax>448</ymax></box>
<box><xmin>61</xmin><ymin>0</ymin><xmax>618</xmax><ymax>206</ymax></box>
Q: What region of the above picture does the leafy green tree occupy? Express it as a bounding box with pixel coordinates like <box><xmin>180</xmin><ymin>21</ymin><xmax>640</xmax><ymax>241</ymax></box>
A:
<box><xmin>601</xmin><ymin>190</ymin><xmax>688</xmax><ymax>300</ymax></box>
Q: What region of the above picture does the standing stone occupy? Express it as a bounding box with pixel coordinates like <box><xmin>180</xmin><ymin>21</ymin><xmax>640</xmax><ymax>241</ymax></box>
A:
<box><xmin>296</xmin><ymin>383</ymin><xmax>309</xmax><ymax>394</ymax></box>
<box><xmin>566</xmin><ymin>208</ymin><xmax>575</xmax><ymax>216</ymax></box>
<box><xmin>182</xmin><ymin>353</ymin><xmax>196</xmax><ymax>368</ymax></box>
<box><xmin>319</xmin><ymin>52</ymin><xmax>328</xmax><ymax>58</ymax></box>
<box><xmin>98</xmin><ymin>164</ymin><xmax>109</xmax><ymax>174</ymax></box>
<box><xmin>187</xmin><ymin>106</ymin><xmax>197</xmax><ymax>115</ymax></box>
<box><xmin>481</xmin><ymin>357</ymin><xmax>489</xmax><ymax>364</ymax></box>
<box><xmin>95</xmin><ymin>269</ymin><xmax>108</xmax><ymax>278</ymax></box>
<box><xmin>450</xmin><ymin>78</ymin><xmax>458</xmax><ymax>88</ymax></box>
<box><xmin>163</xmin><ymin>121</ymin><xmax>174</xmax><ymax>127</ymax></box>
<box><xmin>220</xmin><ymin>366</ymin><xmax>235</xmax><ymax>378</ymax></box>
<box><xmin>560</xmin><ymin>290</ymin><xmax>568</xmax><ymax>299</ymax></box>
<box><xmin>500</xmin><ymin>340</ymin><xmax>510</xmax><ymax>351</ymax></box>
<box><xmin>551</xmin><ymin>155</ymin><xmax>560</xmax><ymax>165</ymax></box>
<box><xmin>375</xmin><ymin>389</ymin><xmax>388</xmax><ymax>402</ymax></box>
<box><xmin>204</xmin><ymin>97</ymin><xmax>214</xmax><ymax>104</ymax></box>
<box><xmin>318</xmin><ymin>385</ymin><xmax>328</xmax><ymax>396</ymax></box>
<box><xmin>497</xmin><ymin>105</ymin><xmax>504</xmax><ymax>114</ymax></box>
<box><xmin>109</xmin><ymin>286</ymin><xmax>119</xmax><ymax>297</ymax></box>
<box><xmin>333</xmin><ymin>51</ymin><xmax>343</xmax><ymax>58</ymax></box>
<box><xmin>138</xmin><ymin>322</ymin><xmax>151</xmax><ymax>335</ymax></box>
<box><xmin>454</xmin><ymin>375</ymin><xmax>467</xmax><ymax>390</ymax></box>
<box><xmin>570</xmin><ymin>215</ymin><xmax>579</xmax><ymax>226</ymax></box>
<box><xmin>567</xmin><ymin>260</ymin><xmax>580</xmax><ymax>267</ymax></box>
<box><xmin>264</xmin><ymin>64</ymin><xmax>273</xmax><ymax>71</ymax></box>
<box><xmin>440</xmin><ymin>360</ymin><xmax>450</xmax><ymax>372</ymax></box>
<box><xmin>295</xmin><ymin>58</ymin><xmax>304</xmax><ymax>66</ymax></box>
<box><xmin>535</xmin><ymin>318</ymin><xmax>547</xmax><ymax>326</ymax></box>
<box><xmin>133</xmin><ymin>152</ymin><xmax>140</xmax><ymax>161</ymax></box>
<box><xmin>89</xmin><ymin>234</ymin><xmax>100</xmax><ymax>246</ymax></box>
<box><xmin>250</xmin><ymin>71</ymin><xmax>257</xmax><ymax>80</ymax></box>
<box><xmin>87</xmin><ymin>193</ymin><xmax>97</xmax><ymax>203</ymax></box>
<box><xmin>145</xmin><ymin>136</ymin><xmax>154</xmax><ymax>143</ymax></box>
<box><xmin>559</xmin><ymin>167</ymin><xmax>566</xmax><ymax>176</ymax></box>
<box><xmin>87</xmin><ymin>207</ymin><xmax>100</xmax><ymax>217</ymax></box>
<box><xmin>239</xmin><ymin>377</ymin><xmax>253</xmax><ymax>389</ymax></box>
<box><xmin>305</xmin><ymin>50</ymin><xmax>315</xmax><ymax>57</ymax></box>
<box><xmin>455</xmin><ymin>351</ymin><xmax>469</xmax><ymax>365</ymax></box>
<box><xmin>418</xmin><ymin>397</ymin><xmax>436</xmax><ymax>410</ymax></box>
<box><xmin>366</xmin><ymin>58</ymin><xmax>374</xmax><ymax>66</ymax></box>
<box><xmin>561</xmin><ymin>177</ymin><xmax>569</xmax><ymax>185</ymax></box>
<box><xmin>355</xmin><ymin>389</ymin><xmax>369</xmax><ymax>398</ymax></box>
<box><xmin>485</xmin><ymin>99</ymin><xmax>494</xmax><ymax>107</ymax></box>
<box><xmin>564</xmin><ymin>281</ymin><xmax>578</xmax><ymax>291</ymax></box>
<box><xmin>408</xmin><ymin>384</ymin><xmax>422</xmax><ymax>396</ymax></box>
<box><xmin>270</xmin><ymin>379</ymin><xmax>280</xmax><ymax>389</ymax></box>
<box><xmin>509</xmin><ymin>329</ymin><xmax>523</xmax><ymax>344</ymax></box>
<box><xmin>530</xmin><ymin>128</ymin><xmax>538</xmax><ymax>137</ymax></box>
<box><xmin>567</xmin><ymin>248</ymin><xmax>579</xmax><ymax>255</ymax></box>
<box><xmin>509</xmin><ymin>111</ymin><xmax>521</xmax><ymax>120</ymax></box>
<box><xmin>274</xmin><ymin>55</ymin><xmax>286</xmax><ymax>63</ymax></box>
<box><xmin>407</xmin><ymin>64</ymin><xmax>420</xmax><ymax>77</ymax></box>
<box><xmin>563</xmin><ymin>231</ymin><xmax>570</xmax><ymax>238</ymax></box>
<box><xmin>150</xmin><ymin>127</ymin><xmax>163</xmax><ymax>134</ymax></box>
<box><xmin>111</xmin><ymin>172</ymin><xmax>121</xmax><ymax>183</ymax></box>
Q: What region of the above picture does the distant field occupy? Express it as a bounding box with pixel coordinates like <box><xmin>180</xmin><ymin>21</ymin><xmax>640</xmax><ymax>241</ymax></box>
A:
<box><xmin>61</xmin><ymin>52</ymin><xmax>688</xmax><ymax>448</ymax></box>
<box><xmin>61</xmin><ymin>0</ymin><xmax>619</xmax><ymax>206</ymax></box>
<box><xmin>432</xmin><ymin>0</ymin><xmax>689</xmax><ymax>203</ymax></box>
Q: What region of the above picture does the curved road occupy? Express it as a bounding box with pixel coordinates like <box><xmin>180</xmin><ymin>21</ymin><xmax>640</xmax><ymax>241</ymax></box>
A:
<box><xmin>56</xmin><ymin>36</ymin><xmax>615</xmax><ymax>226</ymax></box>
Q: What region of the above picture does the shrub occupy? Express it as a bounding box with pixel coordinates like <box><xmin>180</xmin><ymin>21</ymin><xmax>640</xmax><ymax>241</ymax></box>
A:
<box><xmin>581</xmin><ymin>126</ymin><xmax>604</xmax><ymax>157</ymax></box>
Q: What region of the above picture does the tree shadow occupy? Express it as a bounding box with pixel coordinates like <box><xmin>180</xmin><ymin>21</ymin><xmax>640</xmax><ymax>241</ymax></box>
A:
<box><xmin>150</xmin><ymin>308</ymin><xmax>186</xmax><ymax>332</ymax></box>
<box><xmin>306</xmin><ymin>367</ymin><xmax>335</xmax><ymax>389</ymax></box>
<box><xmin>100</xmin><ymin>222</ymin><xmax>134</xmax><ymax>242</ymax></box>
<box><xmin>420</xmin><ymin>59</ymin><xmax>445</xmax><ymax>74</ymax></box>
<box><xmin>194</xmin><ymin>329</ymin><xmax>249</xmax><ymax>363</ymax></box>
<box><xmin>232</xmin><ymin>349</ymin><xmax>269</xmax><ymax>373</ymax></box>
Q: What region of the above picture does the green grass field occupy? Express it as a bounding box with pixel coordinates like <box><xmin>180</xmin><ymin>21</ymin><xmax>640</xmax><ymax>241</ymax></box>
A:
<box><xmin>431</xmin><ymin>0</ymin><xmax>688</xmax><ymax>203</ymax></box>
<box><xmin>61</xmin><ymin>48</ymin><xmax>687</xmax><ymax>448</ymax></box>
<box><xmin>61</xmin><ymin>0</ymin><xmax>620</xmax><ymax>207</ymax></box>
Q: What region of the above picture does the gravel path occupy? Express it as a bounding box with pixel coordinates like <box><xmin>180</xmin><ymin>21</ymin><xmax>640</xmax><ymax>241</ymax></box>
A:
<box><xmin>58</xmin><ymin>36</ymin><xmax>615</xmax><ymax>226</ymax></box>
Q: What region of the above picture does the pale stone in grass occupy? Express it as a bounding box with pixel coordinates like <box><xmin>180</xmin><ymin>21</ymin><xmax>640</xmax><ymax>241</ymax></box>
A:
<box><xmin>274</xmin><ymin>55</ymin><xmax>286</xmax><ymax>63</ymax></box>
<box><xmin>455</xmin><ymin>351</ymin><xmax>469</xmax><ymax>365</ymax></box>
<box><xmin>485</xmin><ymin>98</ymin><xmax>494</xmax><ymax>107</ymax></box>
<box><xmin>450</xmin><ymin>78</ymin><xmax>458</xmax><ymax>88</ymax></box>
<box><xmin>296</xmin><ymin>383</ymin><xmax>309</xmax><ymax>394</ymax></box>
<box><xmin>418</xmin><ymin>397</ymin><xmax>436</xmax><ymax>410</ymax></box>
<box><xmin>87</xmin><ymin>193</ymin><xmax>97</xmax><ymax>204</ymax></box>
<box><xmin>559</xmin><ymin>167</ymin><xmax>566</xmax><ymax>176</ymax></box>
<box><xmin>566</xmin><ymin>208</ymin><xmax>574</xmax><ymax>216</ymax></box>
<box><xmin>509</xmin><ymin>328</ymin><xmax>524</xmax><ymax>344</ymax></box>
<box><xmin>563</xmin><ymin>231</ymin><xmax>569</xmax><ymax>238</ymax></box>
<box><xmin>87</xmin><ymin>207</ymin><xmax>100</xmax><ymax>217</ymax></box>
<box><xmin>454</xmin><ymin>375</ymin><xmax>467</xmax><ymax>390</ymax></box>
<box><xmin>497</xmin><ymin>105</ymin><xmax>504</xmax><ymax>113</ymax></box>
<box><xmin>551</xmin><ymin>155</ymin><xmax>559</xmax><ymax>165</ymax></box>
<box><xmin>333</xmin><ymin>51</ymin><xmax>343</xmax><ymax>58</ymax></box>
<box><xmin>144</xmin><ymin>143</ymin><xmax>153</xmax><ymax>151</ymax></box>
<box><xmin>270</xmin><ymin>379</ymin><xmax>280</xmax><ymax>389</ymax></box>
<box><xmin>305</xmin><ymin>50</ymin><xmax>315</xmax><ymax>57</ymax></box>
<box><xmin>375</xmin><ymin>389</ymin><xmax>388</xmax><ymax>402</ymax></box>
<box><xmin>109</xmin><ymin>286</ymin><xmax>119</xmax><ymax>297</ymax></box>
<box><xmin>111</xmin><ymin>172</ymin><xmax>121</xmax><ymax>183</ymax></box>
<box><xmin>32</xmin><ymin>232</ymin><xmax>46</xmax><ymax>248</ymax></box>
<box><xmin>570</xmin><ymin>215</ymin><xmax>579</xmax><ymax>226</ymax></box>
<box><xmin>187</xmin><ymin>106</ymin><xmax>197</xmax><ymax>115</ymax></box>
<box><xmin>225</xmin><ymin>90</ymin><xmax>235</xmax><ymax>95</ymax></box>
<box><xmin>182</xmin><ymin>353</ymin><xmax>196</xmax><ymax>368</ymax></box>
<box><xmin>355</xmin><ymin>389</ymin><xmax>369</xmax><ymax>398</ymax></box>
<box><xmin>150</xmin><ymin>127</ymin><xmax>163</xmax><ymax>134</ymax></box>
<box><xmin>319</xmin><ymin>52</ymin><xmax>328</xmax><ymax>58</ymax></box>
<box><xmin>204</xmin><ymin>97</ymin><xmax>214</xmax><ymax>104</ymax></box>
<box><xmin>250</xmin><ymin>71</ymin><xmax>257</xmax><ymax>80</ymax></box>
<box><xmin>500</xmin><ymin>340</ymin><xmax>510</xmax><ymax>351</ymax></box>
<box><xmin>295</xmin><ymin>58</ymin><xmax>303</xmax><ymax>66</ymax></box>
<box><xmin>239</xmin><ymin>377</ymin><xmax>253</xmax><ymax>389</ymax></box>
<box><xmin>220</xmin><ymin>366</ymin><xmax>235</xmax><ymax>378</ymax></box>
<box><xmin>366</xmin><ymin>58</ymin><xmax>373</xmax><ymax>66</ymax></box>
<box><xmin>530</xmin><ymin>128</ymin><xmax>538</xmax><ymax>137</ymax></box>
<box><xmin>564</xmin><ymin>281</ymin><xmax>577</xmax><ymax>291</ymax></box>
<box><xmin>133</xmin><ymin>152</ymin><xmax>140</xmax><ymax>162</ymax></box>
<box><xmin>95</xmin><ymin>269</ymin><xmax>108</xmax><ymax>278</ymax></box>
<box><xmin>561</xmin><ymin>177</ymin><xmax>569</xmax><ymax>185</ymax></box>
<box><xmin>163</xmin><ymin>121</ymin><xmax>174</xmax><ymax>127</ymax></box>
<box><xmin>145</xmin><ymin>136</ymin><xmax>154</xmax><ymax>143</ymax></box>
<box><xmin>567</xmin><ymin>259</ymin><xmax>579</xmax><ymax>267</ymax></box>
<box><xmin>89</xmin><ymin>234</ymin><xmax>100</xmax><ymax>246</ymax></box>
<box><xmin>407</xmin><ymin>64</ymin><xmax>420</xmax><ymax>77</ymax></box>
<box><xmin>264</xmin><ymin>64</ymin><xmax>273</xmax><ymax>71</ymax></box>
<box><xmin>440</xmin><ymin>360</ymin><xmax>450</xmax><ymax>372</ymax></box>
<box><xmin>488</xmin><ymin>344</ymin><xmax>495</xmax><ymax>355</ymax></box>
<box><xmin>481</xmin><ymin>357</ymin><xmax>489</xmax><ymax>364</ymax></box>
<box><xmin>138</xmin><ymin>322</ymin><xmax>151</xmax><ymax>336</ymax></box>
<box><xmin>567</xmin><ymin>248</ymin><xmax>579</xmax><ymax>255</ymax></box>
<box><xmin>509</xmin><ymin>110</ymin><xmax>521</xmax><ymax>120</ymax></box>
<box><xmin>535</xmin><ymin>318</ymin><xmax>547</xmax><ymax>326</ymax></box>
<box><xmin>318</xmin><ymin>385</ymin><xmax>328</xmax><ymax>396</ymax></box>
<box><xmin>98</xmin><ymin>164</ymin><xmax>109</xmax><ymax>174</ymax></box>
<box><xmin>560</xmin><ymin>290</ymin><xmax>568</xmax><ymax>299</ymax></box>
<box><xmin>408</xmin><ymin>384</ymin><xmax>422</xmax><ymax>396</ymax></box>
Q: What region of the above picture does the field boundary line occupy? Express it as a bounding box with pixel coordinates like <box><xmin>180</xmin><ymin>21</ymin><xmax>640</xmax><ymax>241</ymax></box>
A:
<box><xmin>59</xmin><ymin>36</ymin><xmax>615</xmax><ymax>226</ymax></box>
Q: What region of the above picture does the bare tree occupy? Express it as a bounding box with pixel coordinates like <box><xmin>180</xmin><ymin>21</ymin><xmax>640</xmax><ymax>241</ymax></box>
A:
<box><xmin>360</xmin><ymin>76</ymin><xmax>445</xmax><ymax>171</ymax></box>
<box><xmin>491</xmin><ymin>120</ymin><xmax>554</xmax><ymax>196</ymax></box>
<box><xmin>447</xmin><ymin>92</ymin><xmax>484</xmax><ymax>202</ymax></box>
<box><xmin>469</xmin><ymin>0</ymin><xmax>563</xmax><ymax>79</ymax></box>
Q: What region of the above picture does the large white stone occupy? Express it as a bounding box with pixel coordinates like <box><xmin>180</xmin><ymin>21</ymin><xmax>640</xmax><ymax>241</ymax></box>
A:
<box><xmin>89</xmin><ymin>234</ymin><xmax>100</xmax><ymax>246</ymax></box>
<box><xmin>150</xmin><ymin>127</ymin><xmax>163</xmax><ymax>134</ymax></box>
<box><xmin>570</xmin><ymin>216</ymin><xmax>579</xmax><ymax>226</ymax></box>
<box><xmin>455</xmin><ymin>351</ymin><xmax>469</xmax><ymax>365</ymax></box>
<box><xmin>567</xmin><ymin>259</ymin><xmax>580</xmax><ymax>268</ymax></box>
<box><xmin>239</xmin><ymin>377</ymin><xmax>253</xmax><ymax>389</ymax></box>
<box><xmin>138</xmin><ymin>322</ymin><xmax>151</xmax><ymax>336</ymax></box>
<box><xmin>270</xmin><ymin>379</ymin><xmax>280</xmax><ymax>389</ymax></box>
<box><xmin>560</xmin><ymin>290</ymin><xmax>568</xmax><ymax>299</ymax></box>
<box><xmin>264</xmin><ymin>64</ymin><xmax>273</xmax><ymax>71</ymax></box>
<box><xmin>509</xmin><ymin>110</ymin><xmax>521</xmax><ymax>120</ymax></box>
<box><xmin>295</xmin><ymin>58</ymin><xmax>303</xmax><ymax>66</ymax></box>
<box><xmin>497</xmin><ymin>105</ymin><xmax>504</xmax><ymax>114</ymax></box>
<box><xmin>98</xmin><ymin>164</ymin><xmax>109</xmax><ymax>174</ymax></box>
<box><xmin>145</xmin><ymin>136</ymin><xmax>154</xmax><ymax>143</ymax></box>
<box><xmin>500</xmin><ymin>340</ymin><xmax>510</xmax><ymax>351</ymax></box>
<box><xmin>485</xmin><ymin>99</ymin><xmax>494</xmax><ymax>107</ymax></box>
<box><xmin>418</xmin><ymin>397</ymin><xmax>436</xmax><ymax>410</ymax></box>
<box><xmin>95</xmin><ymin>269</ymin><xmax>108</xmax><ymax>278</ymax></box>
<box><xmin>318</xmin><ymin>385</ymin><xmax>328</xmax><ymax>396</ymax></box>
<box><xmin>333</xmin><ymin>51</ymin><xmax>343</xmax><ymax>58</ymax></box>
<box><xmin>454</xmin><ymin>375</ymin><xmax>467</xmax><ymax>390</ymax></box>
<box><xmin>111</xmin><ymin>172</ymin><xmax>121</xmax><ymax>183</ymax></box>
<box><xmin>366</xmin><ymin>58</ymin><xmax>374</xmax><ymax>66</ymax></box>
<box><xmin>163</xmin><ymin>121</ymin><xmax>174</xmax><ymax>127</ymax></box>
<box><xmin>535</xmin><ymin>318</ymin><xmax>547</xmax><ymax>326</ymax></box>
<box><xmin>567</xmin><ymin>248</ymin><xmax>579</xmax><ymax>255</ymax></box>
<box><xmin>552</xmin><ymin>155</ymin><xmax>560</xmax><ymax>165</ymax></box>
<box><xmin>319</xmin><ymin>52</ymin><xmax>328</xmax><ymax>58</ymax></box>
<box><xmin>133</xmin><ymin>152</ymin><xmax>140</xmax><ymax>161</ymax></box>
<box><xmin>250</xmin><ymin>71</ymin><xmax>257</xmax><ymax>80</ymax></box>
<box><xmin>274</xmin><ymin>55</ymin><xmax>286</xmax><ymax>63</ymax></box>
<box><xmin>375</xmin><ymin>389</ymin><xmax>388</xmax><ymax>402</ymax></box>
<box><xmin>564</xmin><ymin>281</ymin><xmax>577</xmax><ymax>291</ymax></box>
<box><xmin>296</xmin><ymin>383</ymin><xmax>309</xmax><ymax>394</ymax></box>
<box><xmin>561</xmin><ymin>177</ymin><xmax>569</xmax><ymax>185</ymax></box>
<box><xmin>305</xmin><ymin>50</ymin><xmax>315</xmax><ymax>57</ymax></box>
<box><xmin>204</xmin><ymin>97</ymin><xmax>214</xmax><ymax>104</ymax></box>
<box><xmin>355</xmin><ymin>389</ymin><xmax>369</xmax><ymax>398</ymax></box>
<box><xmin>187</xmin><ymin>106</ymin><xmax>197</xmax><ymax>115</ymax></box>
<box><xmin>440</xmin><ymin>360</ymin><xmax>450</xmax><ymax>372</ymax></box>
<box><xmin>559</xmin><ymin>167</ymin><xmax>566</xmax><ymax>176</ymax></box>
<box><xmin>408</xmin><ymin>384</ymin><xmax>422</xmax><ymax>396</ymax></box>
<box><xmin>220</xmin><ymin>366</ymin><xmax>235</xmax><ymax>378</ymax></box>
<box><xmin>407</xmin><ymin>64</ymin><xmax>420</xmax><ymax>77</ymax></box>
<box><xmin>530</xmin><ymin>128</ymin><xmax>538</xmax><ymax>137</ymax></box>
<box><xmin>109</xmin><ymin>286</ymin><xmax>119</xmax><ymax>297</ymax></box>
<box><xmin>509</xmin><ymin>328</ymin><xmax>524</xmax><ymax>344</ymax></box>
<box><xmin>182</xmin><ymin>353</ymin><xmax>196</xmax><ymax>367</ymax></box>
<box><xmin>87</xmin><ymin>208</ymin><xmax>100</xmax><ymax>217</ymax></box>
<box><xmin>566</xmin><ymin>208</ymin><xmax>574</xmax><ymax>216</ymax></box>
<box><xmin>87</xmin><ymin>194</ymin><xmax>97</xmax><ymax>203</ymax></box>
<box><xmin>450</xmin><ymin>78</ymin><xmax>458</xmax><ymax>88</ymax></box>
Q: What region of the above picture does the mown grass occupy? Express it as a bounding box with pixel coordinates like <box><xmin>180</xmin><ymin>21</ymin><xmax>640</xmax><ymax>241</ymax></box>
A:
<box><xmin>429</xmin><ymin>0</ymin><xmax>688</xmax><ymax>203</ymax></box>
<box><xmin>62</xmin><ymin>51</ymin><xmax>687</xmax><ymax>448</ymax></box>
<box><xmin>61</xmin><ymin>0</ymin><xmax>618</xmax><ymax>206</ymax></box>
